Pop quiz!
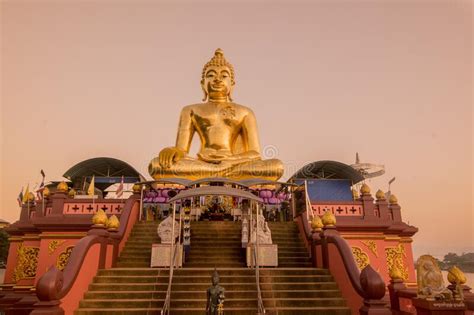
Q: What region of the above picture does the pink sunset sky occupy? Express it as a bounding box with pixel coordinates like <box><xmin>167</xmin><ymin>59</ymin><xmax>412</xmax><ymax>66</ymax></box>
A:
<box><xmin>1</xmin><ymin>0</ymin><xmax>472</xmax><ymax>259</ymax></box>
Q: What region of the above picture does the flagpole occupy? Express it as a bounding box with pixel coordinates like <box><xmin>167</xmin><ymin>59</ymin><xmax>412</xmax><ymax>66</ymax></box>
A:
<box><xmin>42</xmin><ymin>191</ymin><xmax>45</xmax><ymax>216</ymax></box>
<box><xmin>27</xmin><ymin>183</ymin><xmax>30</xmax><ymax>217</ymax></box>
<box><xmin>120</xmin><ymin>177</ymin><xmax>124</xmax><ymax>213</ymax></box>
<box><xmin>88</xmin><ymin>175</ymin><xmax>96</xmax><ymax>212</ymax></box>
<box><xmin>139</xmin><ymin>185</ymin><xmax>144</xmax><ymax>222</ymax></box>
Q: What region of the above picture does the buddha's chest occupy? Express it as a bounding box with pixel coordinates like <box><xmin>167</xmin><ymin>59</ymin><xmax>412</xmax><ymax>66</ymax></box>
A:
<box><xmin>192</xmin><ymin>105</ymin><xmax>242</xmax><ymax>131</ymax></box>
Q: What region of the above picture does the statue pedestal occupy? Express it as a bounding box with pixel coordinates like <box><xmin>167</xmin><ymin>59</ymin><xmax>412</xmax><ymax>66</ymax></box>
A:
<box><xmin>412</xmin><ymin>298</ymin><xmax>466</xmax><ymax>315</ymax></box>
<box><xmin>246</xmin><ymin>244</ymin><xmax>278</xmax><ymax>267</ymax></box>
<box><xmin>151</xmin><ymin>244</ymin><xmax>183</xmax><ymax>267</ymax></box>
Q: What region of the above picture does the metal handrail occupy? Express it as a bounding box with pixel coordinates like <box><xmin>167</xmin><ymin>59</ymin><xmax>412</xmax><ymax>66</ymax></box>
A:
<box><xmin>253</xmin><ymin>246</ymin><xmax>265</xmax><ymax>314</ymax></box>
<box><xmin>160</xmin><ymin>203</ymin><xmax>182</xmax><ymax>315</ymax></box>
<box><xmin>161</xmin><ymin>242</ymin><xmax>180</xmax><ymax>315</ymax></box>
<box><xmin>254</xmin><ymin>203</ymin><xmax>266</xmax><ymax>314</ymax></box>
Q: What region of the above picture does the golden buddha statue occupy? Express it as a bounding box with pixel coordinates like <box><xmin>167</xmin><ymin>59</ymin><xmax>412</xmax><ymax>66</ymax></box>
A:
<box><xmin>148</xmin><ymin>49</ymin><xmax>284</xmax><ymax>181</ymax></box>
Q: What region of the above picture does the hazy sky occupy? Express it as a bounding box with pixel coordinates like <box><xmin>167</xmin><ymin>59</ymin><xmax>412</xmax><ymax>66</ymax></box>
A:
<box><xmin>1</xmin><ymin>0</ymin><xmax>472</xmax><ymax>259</ymax></box>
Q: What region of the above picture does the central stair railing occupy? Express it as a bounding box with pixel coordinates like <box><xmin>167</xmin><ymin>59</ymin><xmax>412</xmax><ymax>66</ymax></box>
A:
<box><xmin>254</xmin><ymin>203</ymin><xmax>266</xmax><ymax>314</ymax></box>
<box><xmin>160</xmin><ymin>203</ymin><xmax>182</xmax><ymax>315</ymax></box>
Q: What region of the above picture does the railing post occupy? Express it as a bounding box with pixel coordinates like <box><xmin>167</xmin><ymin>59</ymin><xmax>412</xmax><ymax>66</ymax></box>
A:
<box><xmin>310</xmin><ymin>216</ymin><xmax>323</xmax><ymax>268</ymax></box>
<box><xmin>360</xmin><ymin>184</ymin><xmax>375</xmax><ymax>220</ymax></box>
<box><xmin>88</xmin><ymin>225</ymin><xmax>109</xmax><ymax>270</ymax></box>
<box><xmin>256</xmin><ymin>203</ymin><xmax>259</xmax><ymax>269</ymax></box>
<box><xmin>359</xmin><ymin>265</ymin><xmax>391</xmax><ymax>315</ymax></box>
<box><xmin>387</xmin><ymin>268</ymin><xmax>406</xmax><ymax>312</ymax></box>
<box><xmin>50</xmin><ymin>189</ymin><xmax>67</xmax><ymax>216</ymax></box>
<box><xmin>321</xmin><ymin>211</ymin><xmax>337</xmax><ymax>269</ymax></box>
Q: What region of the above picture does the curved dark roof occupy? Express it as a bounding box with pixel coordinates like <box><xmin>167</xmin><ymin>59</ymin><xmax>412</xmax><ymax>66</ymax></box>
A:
<box><xmin>169</xmin><ymin>186</ymin><xmax>262</xmax><ymax>203</ymax></box>
<box><xmin>289</xmin><ymin>160</ymin><xmax>364</xmax><ymax>184</ymax></box>
<box><xmin>63</xmin><ymin>157</ymin><xmax>145</xmax><ymax>190</ymax></box>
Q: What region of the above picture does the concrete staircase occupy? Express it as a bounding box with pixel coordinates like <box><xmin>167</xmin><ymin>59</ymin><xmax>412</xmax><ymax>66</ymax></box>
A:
<box><xmin>75</xmin><ymin>220</ymin><xmax>351</xmax><ymax>314</ymax></box>
<box><xmin>268</xmin><ymin>222</ymin><xmax>312</xmax><ymax>267</ymax></box>
<box><xmin>116</xmin><ymin>220</ymin><xmax>160</xmax><ymax>268</ymax></box>
<box><xmin>185</xmin><ymin>221</ymin><xmax>246</xmax><ymax>268</ymax></box>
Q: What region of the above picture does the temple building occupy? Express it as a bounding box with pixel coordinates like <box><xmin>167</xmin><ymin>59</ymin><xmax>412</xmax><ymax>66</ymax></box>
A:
<box><xmin>0</xmin><ymin>49</ymin><xmax>472</xmax><ymax>315</ymax></box>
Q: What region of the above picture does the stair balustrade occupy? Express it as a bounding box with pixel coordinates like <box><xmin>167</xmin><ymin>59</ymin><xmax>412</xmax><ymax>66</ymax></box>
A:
<box><xmin>253</xmin><ymin>203</ymin><xmax>266</xmax><ymax>314</ymax></box>
<box><xmin>30</xmin><ymin>194</ymin><xmax>141</xmax><ymax>315</ymax></box>
<box><xmin>299</xmin><ymin>210</ymin><xmax>391</xmax><ymax>315</ymax></box>
<box><xmin>160</xmin><ymin>203</ymin><xmax>184</xmax><ymax>315</ymax></box>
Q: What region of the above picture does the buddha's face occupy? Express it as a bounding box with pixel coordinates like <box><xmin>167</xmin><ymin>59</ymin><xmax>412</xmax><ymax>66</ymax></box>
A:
<box><xmin>202</xmin><ymin>65</ymin><xmax>234</xmax><ymax>101</ymax></box>
<box><xmin>212</xmin><ymin>274</ymin><xmax>219</xmax><ymax>285</ymax></box>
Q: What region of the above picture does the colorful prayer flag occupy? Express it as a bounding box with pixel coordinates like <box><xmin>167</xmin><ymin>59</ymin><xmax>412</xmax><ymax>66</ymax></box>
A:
<box><xmin>116</xmin><ymin>176</ymin><xmax>124</xmax><ymax>198</ymax></box>
<box><xmin>87</xmin><ymin>176</ymin><xmax>95</xmax><ymax>196</ymax></box>
<box><xmin>17</xmin><ymin>187</ymin><xmax>24</xmax><ymax>207</ymax></box>
<box><xmin>39</xmin><ymin>169</ymin><xmax>46</xmax><ymax>188</ymax></box>
<box><xmin>22</xmin><ymin>185</ymin><xmax>29</xmax><ymax>203</ymax></box>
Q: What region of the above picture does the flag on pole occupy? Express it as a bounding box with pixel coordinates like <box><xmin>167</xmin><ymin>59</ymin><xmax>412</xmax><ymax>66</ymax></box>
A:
<box><xmin>116</xmin><ymin>176</ymin><xmax>124</xmax><ymax>198</ymax></box>
<box><xmin>22</xmin><ymin>184</ymin><xmax>30</xmax><ymax>203</ymax></box>
<box><xmin>17</xmin><ymin>187</ymin><xmax>24</xmax><ymax>207</ymax></box>
<box><xmin>40</xmin><ymin>169</ymin><xmax>46</xmax><ymax>188</ymax></box>
<box><xmin>87</xmin><ymin>176</ymin><xmax>95</xmax><ymax>196</ymax></box>
<box><xmin>36</xmin><ymin>170</ymin><xmax>47</xmax><ymax>200</ymax></box>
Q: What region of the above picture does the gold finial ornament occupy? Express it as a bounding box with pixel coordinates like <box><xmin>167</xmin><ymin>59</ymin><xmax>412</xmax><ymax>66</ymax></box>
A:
<box><xmin>321</xmin><ymin>211</ymin><xmax>336</xmax><ymax>227</ymax></box>
<box><xmin>375</xmin><ymin>189</ymin><xmax>385</xmax><ymax>200</ymax></box>
<box><xmin>92</xmin><ymin>209</ymin><xmax>108</xmax><ymax>226</ymax></box>
<box><xmin>311</xmin><ymin>216</ymin><xmax>324</xmax><ymax>232</ymax></box>
<box><xmin>360</xmin><ymin>183</ymin><xmax>371</xmax><ymax>195</ymax></box>
<box><xmin>106</xmin><ymin>215</ymin><xmax>120</xmax><ymax>230</ymax></box>
<box><xmin>132</xmin><ymin>184</ymin><xmax>142</xmax><ymax>193</ymax></box>
<box><xmin>43</xmin><ymin>186</ymin><xmax>50</xmax><ymax>198</ymax></box>
<box><xmin>389</xmin><ymin>264</ymin><xmax>404</xmax><ymax>280</ymax></box>
<box><xmin>57</xmin><ymin>181</ymin><xmax>69</xmax><ymax>193</ymax></box>
<box><xmin>68</xmin><ymin>188</ymin><xmax>76</xmax><ymax>198</ymax></box>
<box><xmin>389</xmin><ymin>194</ymin><xmax>398</xmax><ymax>205</ymax></box>
<box><xmin>447</xmin><ymin>266</ymin><xmax>467</xmax><ymax>285</ymax></box>
<box><xmin>27</xmin><ymin>192</ymin><xmax>35</xmax><ymax>202</ymax></box>
<box><xmin>352</xmin><ymin>188</ymin><xmax>359</xmax><ymax>199</ymax></box>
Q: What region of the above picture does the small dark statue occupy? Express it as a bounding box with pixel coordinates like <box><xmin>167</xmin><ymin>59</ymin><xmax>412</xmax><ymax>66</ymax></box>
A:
<box><xmin>206</xmin><ymin>269</ymin><xmax>225</xmax><ymax>315</ymax></box>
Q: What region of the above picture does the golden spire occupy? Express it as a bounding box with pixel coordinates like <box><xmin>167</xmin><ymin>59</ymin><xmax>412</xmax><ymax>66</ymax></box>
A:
<box><xmin>27</xmin><ymin>192</ymin><xmax>35</xmax><ymax>202</ymax></box>
<box><xmin>43</xmin><ymin>186</ymin><xmax>50</xmax><ymax>198</ymax></box>
<box><xmin>389</xmin><ymin>264</ymin><xmax>404</xmax><ymax>280</ymax></box>
<box><xmin>375</xmin><ymin>189</ymin><xmax>385</xmax><ymax>200</ymax></box>
<box><xmin>92</xmin><ymin>209</ymin><xmax>108</xmax><ymax>226</ymax></box>
<box><xmin>389</xmin><ymin>194</ymin><xmax>398</xmax><ymax>205</ymax></box>
<box><xmin>132</xmin><ymin>183</ymin><xmax>142</xmax><ymax>194</ymax></box>
<box><xmin>321</xmin><ymin>211</ymin><xmax>336</xmax><ymax>227</ymax></box>
<box><xmin>68</xmin><ymin>188</ymin><xmax>77</xmax><ymax>198</ymax></box>
<box><xmin>107</xmin><ymin>215</ymin><xmax>120</xmax><ymax>230</ymax></box>
<box><xmin>360</xmin><ymin>183</ymin><xmax>371</xmax><ymax>195</ymax></box>
<box><xmin>202</xmin><ymin>48</ymin><xmax>235</xmax><ymax>83</ymax></box>
<box><xmin>57</xmin><ymin>181</ymin><xmax>69</xmax><ymax>193</ymax></box>
<box><xmin>311</xmin><ymin>216</ymin><xmax>324</xmax><ymax>232</ymax></box>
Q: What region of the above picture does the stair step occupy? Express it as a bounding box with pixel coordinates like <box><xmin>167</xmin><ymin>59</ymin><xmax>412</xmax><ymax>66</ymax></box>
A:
<box><xmin>77</xmin><ymin>220</ymin><xmax>351</xmax><ymax>315</ymax></box>
<box><xmin>75</xmin><ymin>307</ymin><xmax>350</xmax><ymax>315</ymax></box>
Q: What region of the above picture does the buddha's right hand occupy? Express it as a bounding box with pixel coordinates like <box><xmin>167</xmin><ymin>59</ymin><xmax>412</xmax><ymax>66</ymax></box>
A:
<box><xmin>159</xmin><ymin>147</ymin><xmax>185</xmax><ymax>168</ymax></box>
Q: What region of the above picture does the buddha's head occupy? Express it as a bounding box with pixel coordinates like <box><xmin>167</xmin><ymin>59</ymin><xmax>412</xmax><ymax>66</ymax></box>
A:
<box><xmin>212</xmin><ymin>268</ymin><xmax>220</xmax><ymax>286</ymax></box>
<box><xmin>201</xmin><ymin>48</ymin><xmax>235</xmax><ymax>102</ymax></box>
